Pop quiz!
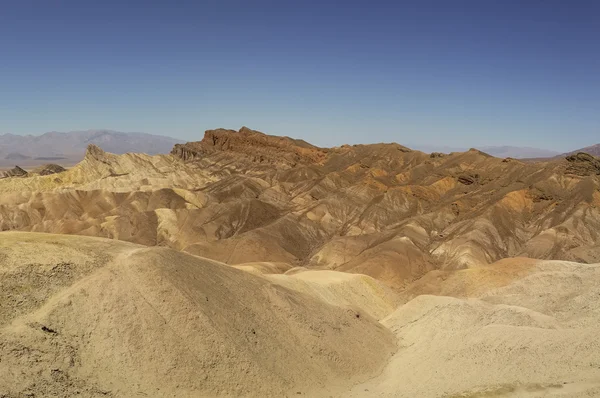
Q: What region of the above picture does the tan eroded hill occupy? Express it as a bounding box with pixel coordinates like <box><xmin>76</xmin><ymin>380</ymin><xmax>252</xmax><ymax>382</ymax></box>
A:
<box><xmin>3</xmin><ymin>233</ymin><xmax>600</xmax><ymax>396</ymax></box>
<box><xmin>0</xmin><ymin>232</ymin><xmax>395</xmax><ymax>397</ymax></box>
<box><xmin>3</xmin><ymin>125</ymin><xmax>600</xmax><ymax>396</ymax></box>
<box><xmin>1</xmin><ymin>127</ymin><xmax>600</xmax><ymax>288</ymax></box>
<box><xmin>348</xmin><ymin>257</ymin><xmax>600</xmax><ymax>397</ymax></box>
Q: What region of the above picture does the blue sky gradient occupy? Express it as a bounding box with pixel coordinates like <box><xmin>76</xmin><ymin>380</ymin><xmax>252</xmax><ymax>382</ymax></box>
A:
<box><xmin>1</xmin><ymin>0</ymin><xmax>598</xmax><ymax>150</ymax></box>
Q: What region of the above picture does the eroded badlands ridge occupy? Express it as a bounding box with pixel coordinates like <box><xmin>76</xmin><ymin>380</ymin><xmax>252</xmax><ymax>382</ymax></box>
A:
<box><xmin>1</xmin><ymin>127</ymin><xmax>600</xmax><ymax>287</ymax></box>
<box><xmin>3</xmin><ymin>128</ymin><xmax>600</xmax><ymax>397</ymax></box>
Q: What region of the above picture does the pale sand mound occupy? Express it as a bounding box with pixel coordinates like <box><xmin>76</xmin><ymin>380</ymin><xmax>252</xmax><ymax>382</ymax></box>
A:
<box><xmin>397</xmin><ymin>256</ymin><xmax>539</xmax><ymax>304</ymax></box>
<box><xmin>0</xmin><ymin>232</ymin><xmax>395</xmax><ymax>397</ymax></box>
<box><xmin>232</xmin><ymin>261</ymin><xmax>294</xmax><ymax>275</ymax></box>
<box><xmin>267</xmin><ymin>270</ymin><xmax>400</xmax><ymax>320</ymax></box>
<box><xmin>347</xmin><ymin>259</ymin><xmax>600</xmax><ymax>397</ymax></box>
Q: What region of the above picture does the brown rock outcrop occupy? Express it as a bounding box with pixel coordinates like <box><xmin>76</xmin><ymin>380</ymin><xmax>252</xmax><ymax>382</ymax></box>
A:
<box><xmin>172</xmin><ymin>127</ymin><xmax>328</xmax><ymax>166</ymax></box>
<box><xmin>565</xmin><ymin>152</ymin><xmax>600</xmax><ymax>176</ymax></box>
<box><xmin>0</xmin><ymin>165</ymin><xmax>27</xmax><ymax>179</ymax></box>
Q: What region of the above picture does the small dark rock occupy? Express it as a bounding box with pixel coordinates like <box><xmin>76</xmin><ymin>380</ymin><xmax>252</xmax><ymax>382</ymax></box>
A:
<box><xmin>457</xmin><ymin>173</ymin><xmax>479</xmax><ymax>185</ymax></box>
<box><xmin>41</xmin><ymin>325</ymin><xmax>57</xmax><ymax>334</ymax></box>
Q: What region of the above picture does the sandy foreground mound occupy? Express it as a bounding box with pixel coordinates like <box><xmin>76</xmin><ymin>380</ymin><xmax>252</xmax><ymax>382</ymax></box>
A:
<box><xmin>348</xmin><ymin>259</ymin><xmax>600</xmax><ymax>397</ymax></box>
<box><xmin>3</xmin><ymin>232</ymin><xmax>600</xmax><ymax>397</ymax></box>
<box><xmin>0</xmin><ymin>232</ymin><xmax>395</xmax><ymax>397</ymax></box>
<box><xmin>267</xmin><ymin>271</ymin><xmax>399</xmax><ymax>320</ymax></box>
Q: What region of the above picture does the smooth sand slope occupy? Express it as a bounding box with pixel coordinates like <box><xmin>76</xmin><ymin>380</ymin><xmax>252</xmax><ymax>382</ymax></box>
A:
<box><xmin>348</xmin><ymin>259</ymin><xmax>600</xmax><ymax>397</ymax></box>
<box><xmin>3</xmin><ymin>236</ymin><xmax>600</xmax><ymax>397</ymax></box>
<box><xmin>267</xmin><ymin>270</ymin><xmax>399</xmax><ymax>320</ymax></box>
<box><xmin>0</xmin><ymin>232</ymin><xmax>395</xmax><ymax>397</ymax></box>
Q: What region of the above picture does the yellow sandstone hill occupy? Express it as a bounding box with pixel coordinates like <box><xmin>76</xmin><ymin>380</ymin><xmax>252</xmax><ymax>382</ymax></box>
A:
<box><xmin>0</xmin><ymin>232</ymin><xmax>395</xmax><ymax>397</ymax></box>
<box><xmin>3</xmin><ymin>127</ymin><xmax>600</xmax><ymax>396</ymax></box>
<box><xmin>2</xmin><ymin>127</ymin><xmax>600</xmax><ymax>289</ymax></box>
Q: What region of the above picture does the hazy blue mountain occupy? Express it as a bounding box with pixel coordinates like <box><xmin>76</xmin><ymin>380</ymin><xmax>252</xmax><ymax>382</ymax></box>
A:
<box><xmin>477</xmin><ymin>146</ymin><xmax>561</xmax><ymax>159</ymax></box>
<box><xmin>0</xmin><ymin>130</ymin><xmax>184</xmax><ymax>166</ymax></box>
<box><xmin>563</xmin><ymin>144</ymin><xmax>600</xmax><ymax>157</ymax></box>
<box><xmin>410</xmin><ymin>143</ymin><xmax>560</xmax><ymax>159</ymax></box>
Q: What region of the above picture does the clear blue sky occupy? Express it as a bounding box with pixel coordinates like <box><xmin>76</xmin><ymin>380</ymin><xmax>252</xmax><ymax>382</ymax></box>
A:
<box><xmin>1</xmin><ymin>0</ymin><xmax>598</xmax><ymax>150</ymax></box>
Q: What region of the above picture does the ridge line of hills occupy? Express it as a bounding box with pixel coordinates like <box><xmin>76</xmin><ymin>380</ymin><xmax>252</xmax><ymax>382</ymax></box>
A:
<box><xmin>1</xmin><ymin>126</ymin><xmax>600</xmax><ymax>286</ymax></box>
<box><xmin>1</xmin><ymin>127</ymin><xmax>600</xmax><ymax>171</ymax></box>
<box><xmin>3</xmin><ymin>126</ymin><xmax>600</xmax><ymax>396</ymax></box>
<box><xmin>0</xmin><ymin>129</ymin><xmax>183</xmax><ymax>169</ymax></box>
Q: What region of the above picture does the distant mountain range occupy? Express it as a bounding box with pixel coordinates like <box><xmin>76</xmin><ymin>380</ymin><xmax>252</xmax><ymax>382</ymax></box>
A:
<box><xmin>0</xmin><ymin>130</ymin><xmax>184</xmax><ymax>167</ymax></box>
<box><xmin>2</xmin><ymin>129</ymin><xmax>599</xmax><ymax>169</ymax></box>
<box><xmin>563</xmin><ymin>144</ymin><xmax>600</xmax><ymax>158</ymax></box>
<box><xmin>411</xmin><ymin>144</ymin><xmax>562</xmax><ymax>159</ymax></box>
<box><xmin>479</xmin><ymin>146</ymin><xmax>562</xmax><ymax>159</ymax></box>
<box><xmin>411</xmin><ymin>143</ymin><xmax>600</xmax><ymax>160</ymax></box>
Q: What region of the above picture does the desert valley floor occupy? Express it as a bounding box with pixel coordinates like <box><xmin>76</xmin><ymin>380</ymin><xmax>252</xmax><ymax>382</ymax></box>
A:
<box><xmin>2</xmin><ymin>127</ymin><xmax>600</xmax><ymax>397</ymax></box>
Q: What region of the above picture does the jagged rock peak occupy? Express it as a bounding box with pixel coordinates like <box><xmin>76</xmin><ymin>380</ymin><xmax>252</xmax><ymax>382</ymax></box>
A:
<box><xmin>201</xmin><ymin>127</ymin><xmax>321</xmax><ymax>151</ymax></box>
<box><xmin>468</xmin><ymin>148</ymin><xmax>492</xmax><ymax>157</ymax></box>
<box><xmin>0</xmin><ymin>165</ymin><xmax>28</xmax><ymax>179</ymax></box>
<box><xmin>171</xmin><ymin>143</ymin><xmax>201</xmax><ymax>161</ymax></box>
<box><xmin>565</xmin><ymin>152</ymin><xmax>600</xmax><ymax>176</ymax></box>
<box><xmin>85</xmin><ymin>143</ymin><xmax>120</xmax><ymax>164</ymax></box>
<box><xmin>33</xmin><ymin>164</ymin><xmax>66</xmax><ymax>176</ymax></box>
<box><xmin>86</xmin><ymin>144</ymin><xmax>106</xmax><ymax>158</ymax></box>
<box><xmin>566</xmin><ymin>152</ymin><xmax>597</xmax><ymax>163</ymax></box>
<box><xmin>11</xmin><ymin>165</ymin><xmax>27</xmax><ymax>175</ymax></box>
<box><xmin>172</xmin><ymin>127</ymin><xmax>327</xmax><ymax>166</ymax></box>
